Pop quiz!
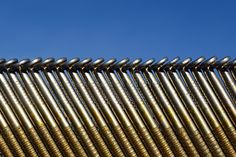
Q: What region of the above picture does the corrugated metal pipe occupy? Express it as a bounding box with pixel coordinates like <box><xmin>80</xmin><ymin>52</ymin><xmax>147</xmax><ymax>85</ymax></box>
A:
<box><xmin>0</xmin><ymin>56</ymin><xmax>235</xmax><ymax>157</ymax></box>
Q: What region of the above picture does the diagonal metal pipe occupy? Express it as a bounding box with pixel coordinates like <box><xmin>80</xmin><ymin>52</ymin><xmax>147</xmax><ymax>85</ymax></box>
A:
<box><xmin>0</xmin><ymin>56</ymin><xmax>235</xmax><ymax>157</ymax></box>
<box><xmin>17</xmin><ymin>58</ymin><xmax>75</xmax><ymax>157</ymax></box>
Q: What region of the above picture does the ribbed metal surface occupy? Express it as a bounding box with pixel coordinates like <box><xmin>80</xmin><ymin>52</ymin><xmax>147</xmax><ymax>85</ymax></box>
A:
<box><xmin>0</xmin><ymin>56</ymin><xmax>235</xmax><ymax>157</ymax></box>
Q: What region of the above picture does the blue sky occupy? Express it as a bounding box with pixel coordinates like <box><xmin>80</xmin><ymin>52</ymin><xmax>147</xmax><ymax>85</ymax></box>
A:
<box><xmin>0</xmin><ymin>0</ymin><xmax>235</xmax><ymax>61</ymax></box>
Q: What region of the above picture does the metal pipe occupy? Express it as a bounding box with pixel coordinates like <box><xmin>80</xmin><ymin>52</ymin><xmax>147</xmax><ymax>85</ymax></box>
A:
<box><xmin>66</xmin><ymin>58</ymin><xmax>125</xmax><ymax>157</ymax></box>
<box><xmin>0</xmin><ymin>56</ymin><xmax>235</xmax><ymax>157</ymax></box>
<box><xmin>79</xmin><ymin>58</ymin><xmax>137</xmax><ymax>157</ymax></box>
<box><xmin>178</xmin><ymin>58</ymin><xmax>236</xmax><ymax>156</ymax></box>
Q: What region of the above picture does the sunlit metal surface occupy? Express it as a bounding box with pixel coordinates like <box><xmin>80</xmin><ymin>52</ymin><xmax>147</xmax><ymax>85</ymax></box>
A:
<box><xmin>0</xmin><ymin>57</ymin><xmax>235</xmax><ymax>157</ymax></box>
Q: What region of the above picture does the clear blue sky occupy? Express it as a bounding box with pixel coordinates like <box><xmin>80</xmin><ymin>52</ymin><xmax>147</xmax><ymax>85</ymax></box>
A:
<box><xmin>0</xmin><ymin>0</ymin><xmax>235</xmax><ymax>61</ymax></box>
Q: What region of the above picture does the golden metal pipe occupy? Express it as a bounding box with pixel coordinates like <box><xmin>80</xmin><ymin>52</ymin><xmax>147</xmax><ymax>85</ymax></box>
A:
<box><xmin>17</xmin><ymin>65</ymin><xmax>73</xmax><ymax>157</ymax></box>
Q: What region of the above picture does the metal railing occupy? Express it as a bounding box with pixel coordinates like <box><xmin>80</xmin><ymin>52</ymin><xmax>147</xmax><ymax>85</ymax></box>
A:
<box><xmin>0</xmin><ymin>57</ymin><xmax>235</xmax><ymax>157</ymax></box>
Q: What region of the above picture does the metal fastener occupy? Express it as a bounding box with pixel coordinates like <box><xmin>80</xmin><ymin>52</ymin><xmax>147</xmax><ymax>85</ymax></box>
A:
<box><xmin>80</xmin><ymin>58</ymin><xmax>137</xmax><ymax>157</ymax></box>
